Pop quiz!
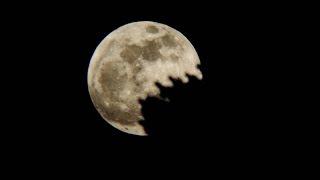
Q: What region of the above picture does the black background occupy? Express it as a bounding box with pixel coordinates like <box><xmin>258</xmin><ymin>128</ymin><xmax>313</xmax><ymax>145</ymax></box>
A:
<box><xmin>1</xmin><ymin>1</ymin><xmax>293</xmax><ymax>176</ymax></box>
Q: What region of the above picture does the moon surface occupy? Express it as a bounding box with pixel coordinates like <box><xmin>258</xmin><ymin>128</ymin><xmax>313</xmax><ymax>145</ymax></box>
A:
<box><xmin>88</xmin><ymin>21</ymin><xmax>202</xmax><ymax>136</ymax></box>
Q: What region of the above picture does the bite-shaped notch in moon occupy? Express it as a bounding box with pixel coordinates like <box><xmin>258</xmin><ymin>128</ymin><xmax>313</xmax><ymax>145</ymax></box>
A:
<box><xmin>87</xmin><ymin>21</ymin><xmax>202</xmax><ymax>136</ymax></box>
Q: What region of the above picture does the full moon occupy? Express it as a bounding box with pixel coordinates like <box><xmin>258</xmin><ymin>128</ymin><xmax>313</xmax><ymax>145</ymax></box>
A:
<box><xmin>88</xmin><ymin>21</ymin><xmax>202</xmax><ymax>136</ymax></box>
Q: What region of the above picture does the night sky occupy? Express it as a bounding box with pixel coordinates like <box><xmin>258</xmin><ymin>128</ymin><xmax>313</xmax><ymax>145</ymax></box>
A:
<box><xmin>1</xmin><ymin>2</ymin><xmax>288</xmax><ymax>176</ymax></box>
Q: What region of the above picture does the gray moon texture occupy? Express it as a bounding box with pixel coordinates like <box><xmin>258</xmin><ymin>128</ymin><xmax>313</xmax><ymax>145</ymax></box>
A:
<box><xmin>87</xmin><ymin>21</ymin><xmax>202</xmax><ymax>136</ymax></box>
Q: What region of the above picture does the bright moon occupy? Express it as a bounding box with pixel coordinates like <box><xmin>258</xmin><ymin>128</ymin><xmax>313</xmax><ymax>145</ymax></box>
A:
<box><xmin>88</xmin><ymin>21</ymin><xmax>202</xmax><ymax>136</ymax></box>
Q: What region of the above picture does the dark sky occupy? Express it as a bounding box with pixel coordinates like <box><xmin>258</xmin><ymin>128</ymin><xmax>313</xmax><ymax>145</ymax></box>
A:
<box><xmin>1</xmin><ymin>1</ymin><xmax>290</xmax><ymax>176</ymax></box>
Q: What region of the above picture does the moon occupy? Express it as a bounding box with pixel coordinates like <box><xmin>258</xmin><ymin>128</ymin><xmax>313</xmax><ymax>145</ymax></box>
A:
<box><xmin>88</xmin><ymin>21</ymin><xmax>202</xmax><ymax>136</ymax></box>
